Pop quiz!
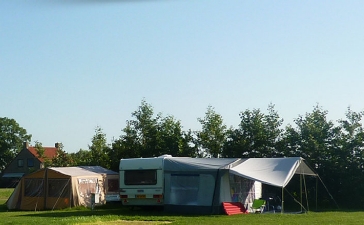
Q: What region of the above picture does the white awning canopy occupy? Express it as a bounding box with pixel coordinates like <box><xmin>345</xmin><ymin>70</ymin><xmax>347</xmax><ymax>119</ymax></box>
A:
<box><xmin>230</xmin><ymin>157</ymin><xmax>317</xmax><ymax>187</ymax></box>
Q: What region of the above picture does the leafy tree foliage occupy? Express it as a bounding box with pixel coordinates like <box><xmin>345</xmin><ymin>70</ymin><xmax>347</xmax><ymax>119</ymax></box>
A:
<box><xmin>282</xmin><ymin>105</ymin><xmax>338</xmax><ymax>169</ymax></box>
<box><xmin>0</xmin><ymin>117</ymin><xmax>31</xmax><ymax>171</ymax></box>
<box><xmin>223</xmin><ymin>104</ymin><xmax>283</xmax><ymax>158</ymax></box>
<box><xmin>112</xmin><ymin>100</ymin><xmax>158</xmax><ymax>159</ymax></box>
<box><xmin>280</xmin><ymin>105</ymin><xmax>339</xmax><ymax>207</ymax></box>
<box><xmin>109</xmin><ymin>100</ymin><xmax>197</xmax><ymax>171</ymax></box>
<box><xmin>34</xmin><ymin>141</ymin><xmax>45</xmax><ymax>158</ymax></box>
<box><xmin>34</xmin><ymin>141</ymin><xmax>52</xmax><ymax>168</ymax></box>
<box><xmin>178</xmin><ymin>129</ymin><xmax>198</xmax><ymax>158</ymax></box>
<box><xmin>51</xmin><ymin>143</ymin><xmax>73</xmax><ymax>167</ymax></box>
<box><xmin>333</xmin><ymin>108</ymin><xmax>364</xmax><ymax>207</ymax></box>
<box><xmin>196</xmin><ymin>106</ymin><xmax>227</xmax><ymax>158</ymax></box>
<box><xmin>156</xmin><ymin>115</ymin><xmax>185</xmax><ymax>156</ymax></box>
<box><xmin>337</xmin><ymin>107</ymin><xmax>364</xmax><ymax>171</ymax></box>
<box><xmin>89</xmin><ymin>126</ymin><xmax>110</xmax><ymax>168</ymax></box>
<box><xmin>129</xmin><ymin>100</ymin><xmax>159</xmax><ymax>157</ymax></box>
<box><xmin>69</xmin><ymin>149</ymin><xmax>92</xmax><ymax>166</ymax></box>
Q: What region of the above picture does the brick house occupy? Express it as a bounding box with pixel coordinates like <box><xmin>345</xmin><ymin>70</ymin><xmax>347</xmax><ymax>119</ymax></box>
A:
<box><xmin>1</xmin><ymin>142</ymin><xmax>58</xmax><ymax>187</ymax></box>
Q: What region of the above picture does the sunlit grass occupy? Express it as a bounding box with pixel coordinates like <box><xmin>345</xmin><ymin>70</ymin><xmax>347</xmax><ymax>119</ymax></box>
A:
<box><xmin>1</xmin><ymin>188</ymin><xmax>364</xmax><ymax>225</ymax></box>
<box><xmin>0</xmin><ymin>188</ymin><xmax>13</xmax><ymax>200</ymax></box>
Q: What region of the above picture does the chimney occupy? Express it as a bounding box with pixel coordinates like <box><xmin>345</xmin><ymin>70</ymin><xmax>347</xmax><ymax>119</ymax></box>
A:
<box><xmin>55</xmin><ymin>143</ymin><xmax>59</xmax><ymax>149</ymax></box>
<box><xmin>23</xmin><ymin>141</ymin><xmax>29</xmax><ymax>149</ymax></box>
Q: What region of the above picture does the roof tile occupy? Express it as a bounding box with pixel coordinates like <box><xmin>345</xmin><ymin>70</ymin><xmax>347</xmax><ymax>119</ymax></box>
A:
<box><xmin>28</xmin><ymin>147</ymin><xmax>58</xmax><ymax>162</ymax></box>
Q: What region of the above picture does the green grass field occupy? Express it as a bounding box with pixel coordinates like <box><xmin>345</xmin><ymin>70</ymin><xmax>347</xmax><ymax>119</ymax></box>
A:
<box><xmin>1</xmin><ymin>188</ymin><xmax>364</xmax><ymax>225</ymax></box>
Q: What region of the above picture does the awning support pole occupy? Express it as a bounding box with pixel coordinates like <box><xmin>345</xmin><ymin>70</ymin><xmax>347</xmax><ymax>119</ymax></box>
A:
<box><xmin>303</xmin><ymin>175</ymin><xmax>309</xmax><ymax>212</ymax></box>
<box><xmin>300</xmin><ymin>174</ymin><xmax>303</xmax><ymax>212</ymax></box>
<box><xmin>316</xmin><ymin>176</ymin><xmax>318</xmax><ymax>211</ymax></box>
<box><xmin>281</xmin><ymin>188</ymin><xmax>284</xmax><ymax>214</ymax></box>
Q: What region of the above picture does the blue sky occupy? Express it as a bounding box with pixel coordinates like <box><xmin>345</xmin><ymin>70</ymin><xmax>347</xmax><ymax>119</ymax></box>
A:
<box><xmin>1</xmin><ymin>0</ymin><xmax>364</xmax><ymax>152</ymax></box>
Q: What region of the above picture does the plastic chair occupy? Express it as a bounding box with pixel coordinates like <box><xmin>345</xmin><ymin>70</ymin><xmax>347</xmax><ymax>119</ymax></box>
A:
<box><xmin>251</xmin><ymin>199</ymin><xmax>266</xmax><ymax>213</ymax></box>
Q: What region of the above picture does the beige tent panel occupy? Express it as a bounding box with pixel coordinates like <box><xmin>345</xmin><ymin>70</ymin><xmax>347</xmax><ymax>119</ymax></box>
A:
<box><xmin>6</xmin><ymin>181</ymin><xmax>21</xmax><ymax>209</ymax></box>
<box><xmin>7</xmin><ymin>167</ymin><xmax>106</xmax><ymax>210</ymax></box>
<box><xmin>78</xmin><ymin>166</ymin><xmax>120</xmax><ymax>202</ymax></box>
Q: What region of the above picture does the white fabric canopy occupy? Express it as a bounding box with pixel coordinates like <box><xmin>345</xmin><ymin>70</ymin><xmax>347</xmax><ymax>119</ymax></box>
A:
<box><xmin>230</xmin><ymin>157</ymin><xmax>317</xmax><ymax>187</ymax></box>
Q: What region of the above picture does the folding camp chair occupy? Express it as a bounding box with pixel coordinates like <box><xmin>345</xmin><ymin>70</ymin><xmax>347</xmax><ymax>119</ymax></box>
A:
<box><xmin>251</xmin><ymin>199</ymin><xmax>266</xmax><ymax>213</ymax></box>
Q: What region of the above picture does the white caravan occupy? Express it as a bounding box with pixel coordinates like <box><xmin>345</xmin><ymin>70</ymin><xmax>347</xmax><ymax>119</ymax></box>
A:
<box><xmin>119</xmin><ymin>156</ymin><xmax>169</xmax><ymax>206</ymax></box>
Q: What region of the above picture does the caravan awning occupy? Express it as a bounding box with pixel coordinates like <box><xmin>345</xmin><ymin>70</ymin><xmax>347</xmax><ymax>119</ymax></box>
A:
<box><xmin>229</xmin><ymin>157</ymin><xmax>317</xmax><ymax>187</ymax></box>
<box><xmin>164</xmin><ymin>157</ymin><xmax>241</xmax><ymax>171</ymax></box>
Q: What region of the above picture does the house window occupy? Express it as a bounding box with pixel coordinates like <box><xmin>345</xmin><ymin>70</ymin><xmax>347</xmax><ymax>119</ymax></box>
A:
<box><xmin>27</xmin><ymin>158</ymin><xmax>34</xmax><ymax>167</ymax></box>
<box><xmin>18</xmin><ymin>159</ymin><xmax>24</xmax><ymax>167</ymax></box>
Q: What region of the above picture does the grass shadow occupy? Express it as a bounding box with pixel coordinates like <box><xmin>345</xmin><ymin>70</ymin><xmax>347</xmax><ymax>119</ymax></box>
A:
<box><xmin>12</xmin><ymin>203</ymin><xmax>213</xmax><ymax>220</ymax></box>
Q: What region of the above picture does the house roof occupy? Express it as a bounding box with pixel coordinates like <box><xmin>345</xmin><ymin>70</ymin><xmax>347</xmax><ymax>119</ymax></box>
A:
<box><xmin>28</xmin><ymin>147</ymin><xmax>58</xmax><ymax>162</ymax></box>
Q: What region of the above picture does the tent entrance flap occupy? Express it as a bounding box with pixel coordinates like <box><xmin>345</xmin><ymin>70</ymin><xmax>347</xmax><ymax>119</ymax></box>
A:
<box><xmin>229</xmin><ymin>157</ymin><xmax>317</xmax><ymax>188</ymax></box>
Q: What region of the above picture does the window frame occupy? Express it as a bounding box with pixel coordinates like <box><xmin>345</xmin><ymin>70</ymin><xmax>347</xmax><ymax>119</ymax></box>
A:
<box><xmin>17</xmin><ymin>159</ymin><xmax>24</xmax><ymax>167</ymax></box>
<box><xmin>124</xmin><ymin>170</ymin><xmax>157</xmax><ymax>185</ymax></box>
<box><xmin>27</xmin><ymin>158</ymin><xmax>34</xmax><ymax>167</ymax></box>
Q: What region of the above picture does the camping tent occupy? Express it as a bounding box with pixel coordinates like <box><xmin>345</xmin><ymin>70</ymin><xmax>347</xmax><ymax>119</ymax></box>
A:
<box><xmin>6</xmin><ymin>167</ymin><xmax>111</xmax><ymax>210</ymax></box>
<box><xmin>162</xmin><ymin>157</ymin><xmax>317</xmax><ymax>214</ymax></box>
<box><xmin>230</xmin><ymin>157</ymin><xmax>316</xmax><ymax>187</ymax></box>
<box><xmin>230</xmin><ymin>157</ymin><xmax>317</xmax><ymax>212</ymax></box>
<box><xmin>79</xmin><ymin>166</ymin><xmax>120</xmax><ymax>202</ymax></box>
<box><xmin>163</xmin><ymin>157</ymin><xmax>262</xmax><ymax>214</ymax></box>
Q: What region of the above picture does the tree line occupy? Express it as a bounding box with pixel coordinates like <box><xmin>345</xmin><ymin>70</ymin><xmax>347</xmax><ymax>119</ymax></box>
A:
<box><xmin>1</xmin><ymin>100</ymin><xmax>364</xmax><ymax>208</ymax></box>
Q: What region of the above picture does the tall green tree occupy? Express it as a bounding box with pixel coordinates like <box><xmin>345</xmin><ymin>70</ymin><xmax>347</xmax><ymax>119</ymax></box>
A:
<box><xmin>223</xmin><ymin>104</ymin><xmax>283</xmax><ymax>158</ymax></box>
<box><xmin>224</xmin><ymin>108</ymin><xmax>265</xmax><ymax>157</ymax></box>
<box><xmin>334</xmin><ymin>107</ymin><xmax>364</xmax><ymax>207</ymax></box>
<box><xmin>282</xmin><ymin>105</ymin><xmax>338</xmax><ymax>169</ymax></box>
<box><xmin>196</xmin><ymin>106</ymin><xmax>227</xmax><ymax>158</ymax></box>
<box><xmin>0</xmin><ymin>117</ymin><xmax>31</xmax><ymax>171</ymax></box>
<box><xmin>89</xmin><ymin>126</ymin><xmax>110</xmax><ymax>168</ymax></box>
<box><xmin>178</xmin><ymin>129</ymin><xmax>198</xmax><ymax>158</ymax></box>
<box><xmin>281</xmin><ymin>105</ymin><xmax>340</xmax><ymax>208</ymax></box>
<box><xmin>111</xmin><ymin>100</ymin><xmax>198</xmax><ymax>171</ymax></box>
<box><xmin>109</xmin><ymin>123</ymin><xmax>141</xmax><ymax>171</ymax></box>
<box><xmin>110</xmin><ymin>100</ymin><xmax>161</xmax><ymax>171</ymax></box>
<box><xmin>51</xmin><ymin>143</ymin><xmax>73</xmax><ymax>167</ymax></box>
<box><xmin>337</xmin><ymin>107</ymin><xmax>364</xmax><ymax>170</ymax></box>
<box><xmin>69</xmin><ymin>149</ymin><xmax>92</xmax><ymax>166</ymax></box>
<box><xmin>264</xmin><ymin>104</ymin><xmax>284</xmax><ymax>156</ymax></box>
<box><xmin>130</xmin><ymin>100</ymin><xmax>159</xmax><ymax>157</ymax></box>
<box><xmin>156</xmin><ymin>115</ymin><xmax>183</xmax><ymax>156</ymax></box>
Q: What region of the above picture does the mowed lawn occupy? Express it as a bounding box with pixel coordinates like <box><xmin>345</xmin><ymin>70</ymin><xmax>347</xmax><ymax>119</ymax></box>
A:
<box><xmin>1</xmin><ymin>188</ymin><xmax>364</xmax><ymax>225</ymax></box>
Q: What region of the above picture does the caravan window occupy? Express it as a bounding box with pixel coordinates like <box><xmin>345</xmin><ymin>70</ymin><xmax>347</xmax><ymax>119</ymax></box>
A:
<box><xmin>124</xmin><ymin>170</ymin><xmax>157</xmax><ymax>185</ymax></box>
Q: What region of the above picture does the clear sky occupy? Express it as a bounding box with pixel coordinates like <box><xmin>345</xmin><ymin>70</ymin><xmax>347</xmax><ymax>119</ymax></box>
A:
<box><xmin>1</xmin><ymin>0</ymin><xmax>364</xmax><ymax>153</ymax></box>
